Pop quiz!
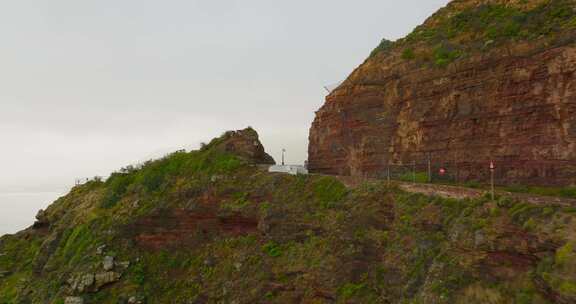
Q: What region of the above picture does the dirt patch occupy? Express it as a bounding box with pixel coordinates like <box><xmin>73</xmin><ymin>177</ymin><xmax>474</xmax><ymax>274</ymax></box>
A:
<box><xmin>330</xmin><ymin>174</ymin><xmax>576</xmax><ymax>207</ymax></box>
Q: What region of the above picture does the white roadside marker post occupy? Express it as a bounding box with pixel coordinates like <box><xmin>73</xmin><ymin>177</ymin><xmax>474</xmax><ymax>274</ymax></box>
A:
<box><xmin>490</xmin><ymin>160</ymin><xmax>495</xmax><ymax>201</ymax></box>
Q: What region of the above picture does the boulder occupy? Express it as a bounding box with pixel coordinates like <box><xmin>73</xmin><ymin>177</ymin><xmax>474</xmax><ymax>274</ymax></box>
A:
<box><xmin>102</xmin><ymin>255</ymin><xmax>114</xmax><ymax>271</ymax></box>
<box><xmin>68</xmin><ymin>273</ymin><xmax>95</xmax><ymax>293</ymax></box>
<box><xmin>95</xmin><ymin>271</ymin><xmax>121</xmax><ymax>289</ymax></box>
<box><xmin>96</xmin><ymin>245</ymin><xmax>106</xmax><ymax>255</ymax></box>
<box><xmin>127</xmin><ymin>295</ymin><xmax>144</xmax><ymax>304</ymax></box>
<box><xmin>0</xmin><ymin>270</ymin><xmax>12</xmax><ymax>278</ymax></box>
<box><xmin>64</xmin><ymin>297</ymin><xmax>84</xmax><ymax>304</ymax></box>
<box><xmin>33</xmin><ymin>209</ymin><xmax>49</xmax><ymax>229</ymax></box>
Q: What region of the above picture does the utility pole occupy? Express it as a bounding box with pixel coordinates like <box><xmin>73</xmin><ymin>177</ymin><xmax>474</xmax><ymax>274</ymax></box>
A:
<box><xmin>490</xmin><ymin>160</ymin><xmax>495</xmax><ymax>201</ymax></box>
<box><xmin>282</xmin><ymin>149</ymin><xmax>286</xmax><ymax>166</ymax></box>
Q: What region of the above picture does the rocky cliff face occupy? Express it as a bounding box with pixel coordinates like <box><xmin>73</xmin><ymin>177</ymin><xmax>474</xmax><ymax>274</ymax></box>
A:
<box><xmin>309</xmin><ymin>0</ymin><xmax>576</xmax><ymax>186</ymax></box>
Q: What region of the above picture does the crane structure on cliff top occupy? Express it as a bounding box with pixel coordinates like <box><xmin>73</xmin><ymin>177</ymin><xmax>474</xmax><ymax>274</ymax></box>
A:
<box><xmin>323</xmin><ymin>81</ymin><xmax>343</xmax><ymax>94</ymax></box>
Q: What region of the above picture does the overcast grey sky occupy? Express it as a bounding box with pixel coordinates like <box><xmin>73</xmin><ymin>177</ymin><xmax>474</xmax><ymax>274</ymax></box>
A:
<box><xmin>0</xmin><ymin>0</ymin><xmax>450</xmax><ymax>234</ymax></box>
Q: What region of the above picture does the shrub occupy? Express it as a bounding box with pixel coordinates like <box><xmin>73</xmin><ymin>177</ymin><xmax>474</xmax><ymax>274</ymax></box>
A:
<box><xmin>515</xmin><ymin>289</ymin><xmax>537</xmax><ymax>304</ymax></box>
<box><xmin>505</xmin><ymin>184</ymin><xmax>530</xmax><ymax>193</ymax></box>
<box><xmin>433</xmin><ymin>45</ymin><xmax>462</xmax><ymax>67</ymax></box>
<box><xmin>370</xmin><ymin>38</ymin><xmax>394</xmax><ymax>57</ymax></box>
<box><xmin>564</xmin><ymin>207</ymin><xmax>576</xmax><ymax>213</ymax></box>
<box><xmin>339</xmin><ymin>283</ymin><xmax>366</xmax><ymax>299</ymax></box>
<box><xmin>555</xmin><ymin>241</ymin><xmax>574</xmax><ymax>265</ymax></box>
<box><xmin>559</xmin><ymin>281</ymin><xmax>576</xmax><ymax>296</ymax></box>
<box><xmin>504</xmin><ymin>185</ymin><xmax>576</xmax><ymax>199</ymax></box>
<box><xmin>262</xmin><ymin>242</ymin><xmax>282</xmax><ymax>257</ymax></box>
<box><xmin>130</xmin><ymin>263</ymin><xmax>146</xmax><ymax>285</ymax></box>
<box><xmin>559</xmin><ymin>187</ymin><xmax>576</xmax><ymax>198</ymax></box>
<box><xmin>402</xmin><ymin>48</ymin><xmax>416</xmax><ymax>60</ymax></box>
<box><xmin>463</xmin><ymin>180</ymin><xmax>482</xmax><ymax>189</ymax></box>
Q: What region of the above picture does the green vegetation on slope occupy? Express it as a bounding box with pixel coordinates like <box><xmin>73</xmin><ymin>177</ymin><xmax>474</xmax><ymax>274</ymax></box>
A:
<box><xmin>1</xmin><ymin>130</ymin><xmax>576</xmax><ymax>303</ymax></box>
<box><xmin>100</xmin><ymin>149</ymin><xmax>244</xmax><ymax>210</ymax></box>
<box><xmin>371</xmin><ymin>0</ymin><xmax>576</xmax><ymax>67</ymax></box>
<box><xmin>503</xmin><ymin>184</ymin><xmax>576</xmax><ymax>199</ymax></box>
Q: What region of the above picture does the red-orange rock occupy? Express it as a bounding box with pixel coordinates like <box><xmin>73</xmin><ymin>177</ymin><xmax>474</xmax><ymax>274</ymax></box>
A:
<box><xmin>210</xmin><ymin>127</ymin><xmax>275</xmax><ymax>165</ymax></box>
<box><xmin>309</xmin><ymin>3</ymin><xmax>576</xmax><ymax>186</ymax></box>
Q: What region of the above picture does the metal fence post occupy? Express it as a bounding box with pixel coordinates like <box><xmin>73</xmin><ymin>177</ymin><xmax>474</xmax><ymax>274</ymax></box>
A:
<box><xmin>413</xmin><ymin>161</ymin><xmax>416</xmax><ymax>184</ymax></box>
<box><xmin>427</xmin><ymin>154</ymin><xmax>432</xmax><ymax>183</ymax></box>
<box><xmin>490</xmin><ymin>160</ymin><xmax>495</xmax><ymax>201</ymax></box>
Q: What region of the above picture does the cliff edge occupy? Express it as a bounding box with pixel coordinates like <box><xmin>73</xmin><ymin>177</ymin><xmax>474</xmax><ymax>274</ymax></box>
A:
<box><xmin>309</xmin><ymin>0</ymin><xmax>576</xmax><ymax>186</ymax></box>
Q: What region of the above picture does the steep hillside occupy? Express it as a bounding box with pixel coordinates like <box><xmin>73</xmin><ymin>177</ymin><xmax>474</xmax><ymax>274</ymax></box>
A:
<box><xmin>309</xmin><ymin>0</ymin><xmax>576</xmax><ymax>186</ymax></box>
<box><xmin>1</xmin><ymin>128</ymin><xmax>576</xmax><ymax>303</ymax></box>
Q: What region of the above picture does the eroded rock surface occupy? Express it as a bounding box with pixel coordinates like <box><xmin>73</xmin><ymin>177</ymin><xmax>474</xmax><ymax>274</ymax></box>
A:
<box><xmin>309</xmin><ymin>0</ymin><xmax>576</xmax><ymax>186</ymax></box>
<box><xmin>209</xmin><ymin>127</ymin><xmax>275</xmax><ymax>165</ymax></box>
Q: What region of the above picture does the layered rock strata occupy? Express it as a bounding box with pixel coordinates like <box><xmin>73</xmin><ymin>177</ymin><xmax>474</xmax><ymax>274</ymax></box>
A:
<box><xmin>309</xmin><ymin>1</ymin><xmax>576</xmax><ymax>186</ymax></box>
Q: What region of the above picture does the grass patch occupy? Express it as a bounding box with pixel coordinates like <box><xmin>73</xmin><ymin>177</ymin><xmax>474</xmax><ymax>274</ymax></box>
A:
<box><xmin>504</xmin><ymin>185</ymin><xmax>576</xmax><ymax>199</ymax></box>
<box><xmin>555</xmin><ymin>241</ymin><xmax>574</xmax><ymax>265</ymax></box>
<box><xmin>100</xmin><ymin>149</ymin><xmax>245</xmax><ymax>209</ymax></box>
<box><xmin>56</xmin><ymin>224</ymin><xmax>96</xmax><ymax>266</ymax></box>
<box><xmin>312</xmin><ymin>176</ymin><xmax>348</xmax><ymax>208</ymax></box>
<box><xmin>339</xmin><ymin>282</ymin><xmax>366</xmax><ymax>299</ymax></box>
<box><xmin>399</xmin><ymin>172</ymin><xmax>429</xmax><ymax>183</ymax></box>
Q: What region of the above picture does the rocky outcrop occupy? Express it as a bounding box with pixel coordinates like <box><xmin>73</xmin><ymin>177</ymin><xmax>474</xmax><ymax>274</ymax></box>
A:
<box><xmin>64</xmin><ymin>297</ymin><xmax>84</xmax><ymax>304</ymax></box>
<box><xmin>102</xmin><ymin>256</ymin><xmax>114</xmax><ymax>271</ymax></box>
<box><xmin>67</xmin><ymin>270</ymin><xmax>122</xmax><ymax>293</ymax></box>
<box><xmin>309</xmin><ymin>0</ymin><xmax>576</xmax><ymax>186</ymax></box>
<box><xmin>66</xmin><ymin>254</ymin><xmax>127</xmax><ymax>295</ymax></box>
<box><xmin>33</xmin><ymin>209</ymin><xmax>50</xmax><ymax>229</ymax></box>
<box><xmin>207</xmin><ymin>127</ymin><xmax>275</xmax><ymax>165</ymax></box>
